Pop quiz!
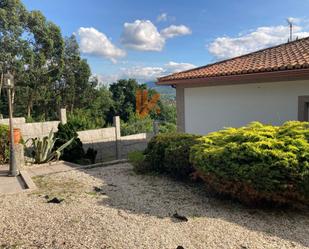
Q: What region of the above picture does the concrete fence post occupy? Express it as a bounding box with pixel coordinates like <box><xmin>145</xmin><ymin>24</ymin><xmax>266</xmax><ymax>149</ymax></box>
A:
<box><xmin>60</xmin><ymin>108</ymin><xmax>67</xmax><ymax>124</ymax></box>
<box><xmin>15</xmin><ymin>144</ymin><xmax>24</xmax><ymax>170</ymax></box>
<box><xmin>113</xmin><ymin>116</ymin><xmax>121</xmax><ymax>159</ymax></box>
<box><xmin>153</xmin><ymin>120</ymin><xmax>159</xmax><ymax>135</ymax></box>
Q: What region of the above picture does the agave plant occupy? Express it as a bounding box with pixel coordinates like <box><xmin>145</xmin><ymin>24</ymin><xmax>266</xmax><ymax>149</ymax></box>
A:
<box><xmin>28</xmin><ymin>130</ymin><xmax>74</xmax><ymax>164</ymax></box>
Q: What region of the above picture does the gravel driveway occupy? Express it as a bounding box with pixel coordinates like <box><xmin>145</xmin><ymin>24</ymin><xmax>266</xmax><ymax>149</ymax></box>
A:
<box><xmin>0</xmin><ymin>163</ymin><xmax>308</xmax><ymax>249</ymax></box>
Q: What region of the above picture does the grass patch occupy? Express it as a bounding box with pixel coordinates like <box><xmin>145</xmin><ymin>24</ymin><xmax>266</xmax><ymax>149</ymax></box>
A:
<box><xmin>32</xmin><ymin>175</ymin><xmax>87</xmax><ymax>202</ymax></box>
<box><xmin>85</xmin><ymin>191</ymin><xmax>99</xmax><ymax>196</ymax></box>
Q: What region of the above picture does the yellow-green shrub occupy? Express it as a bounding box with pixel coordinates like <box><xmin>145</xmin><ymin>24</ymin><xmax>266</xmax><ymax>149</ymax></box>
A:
<box><xmin>190</xmin><ymin>121</ymin><xmax>309</xmax><ymax>206</ymax></box>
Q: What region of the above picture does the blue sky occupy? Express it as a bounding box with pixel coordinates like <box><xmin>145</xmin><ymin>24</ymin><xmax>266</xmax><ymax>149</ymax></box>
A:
<box><xmin>23</xmin><ymin>0</ymin><xmax>309</xmax><ymax>84</ymax></box>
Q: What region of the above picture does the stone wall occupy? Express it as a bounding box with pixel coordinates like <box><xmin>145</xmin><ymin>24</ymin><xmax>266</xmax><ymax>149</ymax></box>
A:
<box><xmin>3</xmin><ymin>113</ymin><xmax>154</xmax><ymax>163</ymax></box>
<box><xmin>78</xmin><ymin>128</ymin><xmax>153</xmax><ymax>162</ymax></box>
<box><xmin>0</xmin><ymin>117</ymin><xmax>26</xmax><ymax>125</ymax></box>
<box><xmin>120</xmin><ymin>133</ymin><xmax>153</xmax><ymax>158</ymax></box>
<box><xmin>17</xmin><ymin>121</ymin><xmax>60</xmax><ymax>141</ymax></box>
<box><xmin>0</xmin><ymin>117</ymin><xmax>60</xmax><ymax>141</ymax></box>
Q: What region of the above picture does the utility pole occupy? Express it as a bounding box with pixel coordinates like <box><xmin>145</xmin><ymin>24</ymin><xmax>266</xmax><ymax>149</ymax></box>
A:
<box><xmin>287</xmin><ymin>19</ymin><xmax>293</xmax><ymax>42</ymax></box>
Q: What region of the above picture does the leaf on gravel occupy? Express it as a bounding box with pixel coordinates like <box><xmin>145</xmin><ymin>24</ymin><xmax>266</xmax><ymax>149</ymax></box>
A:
<box><xmin>177</xmin><ymin>246</ymin><xmax>185</xmax><ymax>249</ymax></box>
<box><xmin>93</xmin><ymin>186</ymin><xmax>102</xmax><ymax>192</ymax></box>
<box><xmin>172</xmin><ymin>212</ymin><xmax>188</xmax><ymax>222</ymax></box>
<box><xmin>47</xmin><ymin>197</ymin><xmax>64</xmax><ymax>204</ymax></box>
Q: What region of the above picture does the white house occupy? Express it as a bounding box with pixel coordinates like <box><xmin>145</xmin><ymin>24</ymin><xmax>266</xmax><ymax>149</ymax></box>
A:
<box><xmin>157</xmin><ymin>37</ymin><xmax>309</xmax><ymax>135</ymax></box>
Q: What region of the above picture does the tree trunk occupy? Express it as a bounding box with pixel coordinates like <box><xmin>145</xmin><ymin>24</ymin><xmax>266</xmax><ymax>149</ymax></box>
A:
<box><xmin>0</xmin><ymin>73</ymin><xmax>3</xmax><ymax>97</ymax></box>
<box><xmin>27</xmin><ymin>92</ymin><xmax>33</xmax><ymax>119</ymax></box>
<box><xmin>70</xmin><ymin>103</ymin><xmax>73</xmax><ymax>114</ymax></box>
<box><xmin>0</xmin><ymin>73</ymin><xmax>3</xmax><ymax>118</ymax></box>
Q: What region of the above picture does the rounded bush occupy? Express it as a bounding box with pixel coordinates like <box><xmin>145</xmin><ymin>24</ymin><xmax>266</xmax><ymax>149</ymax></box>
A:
<box><xmin>190</xmin><ymin>121</ymin><xmax>309</xmax><ymax>206</ymax></box>
<box><xmin>143</xmin><ymin>133</ymin><xmax>201</xmax><ymax>179</ymax></box>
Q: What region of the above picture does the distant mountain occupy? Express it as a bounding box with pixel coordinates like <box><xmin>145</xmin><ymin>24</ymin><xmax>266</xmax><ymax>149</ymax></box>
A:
<box><xmin>144</xmin><ymin>81</ymin><xmax>176</xmax><ymax>101</ymax></box>
<box><xmin>145</xmin><ymin>81</ymin><xmax>157</xmax><ymax>88</ymax></box>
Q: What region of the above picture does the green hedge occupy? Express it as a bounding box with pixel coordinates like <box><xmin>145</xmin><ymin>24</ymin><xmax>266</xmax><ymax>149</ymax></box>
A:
<box><xmin>142</xmin><ymin>133</ymin><xmax>201</xmax><ymax>179</ymax></box>
<box><xmin>0</xmin><ymin>125</ymin><xmax>9</xmax><ymax>164</ymax></box>
<box><xmin>190</xmin><ymin>121</ymin><xmax>309</xmax><ymax>206</ymax></box>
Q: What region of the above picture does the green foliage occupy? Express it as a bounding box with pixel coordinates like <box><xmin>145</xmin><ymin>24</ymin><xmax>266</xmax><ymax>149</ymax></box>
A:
<box><xmin>143</xmin><ymin>133</ymin><xmax>201</xmax><ymax>179</ymax></box>
<box><xmin>121</xmin><ymin>114</ymin><xmax>153</xmax><ymax>136</ymax></box>
<box><xmin>67</xmin><ymin>109</ymin><xmax>98</xmax><ymax>131</ymax></box>
<box><xmin>109</xmin><ymin>79</ymin><xmax>141</xmax><ymax>123</ymax></box>
<box><xmin>156</xmin><ymin>102</ymin><xmax>176</xmax><ymax>123</ymax></box>
<box><xmin>190</xmin><ymin>121</ymin><xmax>309</xmax><ymax>206</ymax></box>
<box><xmin>66</xmin><ymin>85</ymin><xmax>114</xmax><ymax>131</ymax></box>
<box><xmin>0</xmin><ymin>124</ymin><xmax>9</xmax><ymax>164</ymax></box>
<box><xmin>28</xmin><ymin>130</ymin><xmax>73</xmax><ymax>164</ymax></box>
<box><xmin>54</xmin><ymin>123</ymin><xmax>96</xmax><ymax>164</ymax></box>
<box><xmin>159</xmin><ymin>122</ymin><xmax>177</xmax><ymax>134</ymax></box>
<box><xmin>128</xmin><ymin>151</ymin><xmax>146</xmax><ymax>173</ymax></box>
<box><xmin>83</xmin><ymin>85</ymin><xmax>114</xmax><ymax>127</ymax></box>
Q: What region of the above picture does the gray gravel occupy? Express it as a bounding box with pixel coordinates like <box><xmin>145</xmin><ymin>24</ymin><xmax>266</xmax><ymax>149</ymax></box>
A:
<box><xmin>0</xmin><ymin>163</ymin><xmax>308</xmax><ymax>249</ymax></box>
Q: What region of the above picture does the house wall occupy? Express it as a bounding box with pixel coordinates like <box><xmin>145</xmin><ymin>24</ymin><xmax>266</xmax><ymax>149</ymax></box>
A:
<box><xmin>183</xmin><ymin>80</ymin><xmax>309</xmax><ymax>134</ymax></box>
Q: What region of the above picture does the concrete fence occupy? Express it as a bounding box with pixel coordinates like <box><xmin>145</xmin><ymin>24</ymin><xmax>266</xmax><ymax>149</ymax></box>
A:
<box><xmin>77</xmin><ymin>116</ymin><xmax>154</xmax><ymax>162</ymax></box>
<box><xmin>1</xmin><ymin>109</ymin><xmax>155</xmax><ymax>162</ymax></box>
<box><xmin>120</xmin><ymin>133</ymin><xmax>153</xmax><ymax>159</ymax></box>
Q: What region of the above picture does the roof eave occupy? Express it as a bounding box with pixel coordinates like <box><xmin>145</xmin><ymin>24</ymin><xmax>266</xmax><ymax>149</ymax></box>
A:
<box><xmin>156</xmin><ymin>68</ymin><xmax>309</xmax><ymax>87</ymax></box>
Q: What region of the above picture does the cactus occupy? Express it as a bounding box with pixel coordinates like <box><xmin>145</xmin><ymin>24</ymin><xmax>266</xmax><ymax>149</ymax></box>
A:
<box><xmin>28</xmin><ymin>130</ymin><xmax>74</xmax><ymax>164</ymax></box>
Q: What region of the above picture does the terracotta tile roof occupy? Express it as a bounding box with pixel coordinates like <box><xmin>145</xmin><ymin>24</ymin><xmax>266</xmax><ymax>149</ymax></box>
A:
<box><xmin>158</xmin><ymin>36</ymin><xmax>309</xmax><ymax>83</ymax></box>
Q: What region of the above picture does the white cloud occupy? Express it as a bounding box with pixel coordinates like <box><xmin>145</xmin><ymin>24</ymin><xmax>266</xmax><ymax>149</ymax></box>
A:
<box><xmin>121</xmin><ymin>20</ymin><xmax>165</xmax><ymax>51</ymax></box>
<box><xmin>121</xmin><ymin>61</ymin><xmax>196</xmax><ymax>81</ymax></box>
<box><xmin>157</xmin><ymin>13</ymin><xmax>168</xmax><ymax>22</ymax></box>
<box><xmin>94</xmin><ymin>67</ymin><xmax>164</xmax><ymax>85</ymax></box>
<box><xmin>93</xmin><ymin>74</ymin><xmax>120</xmax><ymax>86</ymax></box>
<box><xmin>165</xmin><ymin>61</ymin><xmax>196</xmax><ymax>73</ymax></box>
<box><xmin>120</xmin><ymin>66</ymin><xmax>165</xmax><ymax>81</ymax></box>
<box><xmin>208</xmin><ymin>20</ymin><xmax>309</xmax><ymax>60</ymax></box>
<box><xmin>78</xmin><ymin>27</ymin><xmax>126</xmax><ymax>63</ymax></box>
<box><xmin>157</xmin><ymin>13</ymin><xmax>176</xmax><ymax>22</ymax></box>
<box><xmin>161</xmin><ymin>25</ymin><xmax>192</xmax><ymax>39</ymax></box>
<box><xmin>95</xmin><ymin>61</ymin><xmax>196</xmax><ymax>85</ymax></box>
<box><xmin>121</xmin><ymin>20</ymin><xmax>192</xmax><ymax>51</ymax></box>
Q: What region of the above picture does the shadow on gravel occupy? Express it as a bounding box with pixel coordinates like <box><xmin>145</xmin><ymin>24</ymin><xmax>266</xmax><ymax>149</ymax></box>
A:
<box><xmin>78</xmin><ymin>163</ymin><xmax>309</xmax><ymax>248</ymax></box>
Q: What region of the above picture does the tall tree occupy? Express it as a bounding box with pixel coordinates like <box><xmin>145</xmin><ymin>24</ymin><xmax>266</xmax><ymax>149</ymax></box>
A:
<box><xmin>60</xmin><ymin>35</ymin><xmax>91</xmax><ymax>113</ymax></box>
<box><xmin>108</xmin><ymin>79</ymin><xmax>143</xmax><ymax>122</ymax></box>
<box><xmin>0</xmin><ymin>0</ymin><xmax>64</xmax><ymax>119</ymax></box>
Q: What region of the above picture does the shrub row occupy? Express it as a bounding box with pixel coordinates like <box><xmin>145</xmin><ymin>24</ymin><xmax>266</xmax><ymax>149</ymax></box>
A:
<box><xmin>138</xmin><ymin>121</ymin><xmax>309</xmax><ymax>207</ymax></box>
<box><xmin>191</xmin><ymin>121</ymin><xmax>309</xmax><ymax>206</ymax></box>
